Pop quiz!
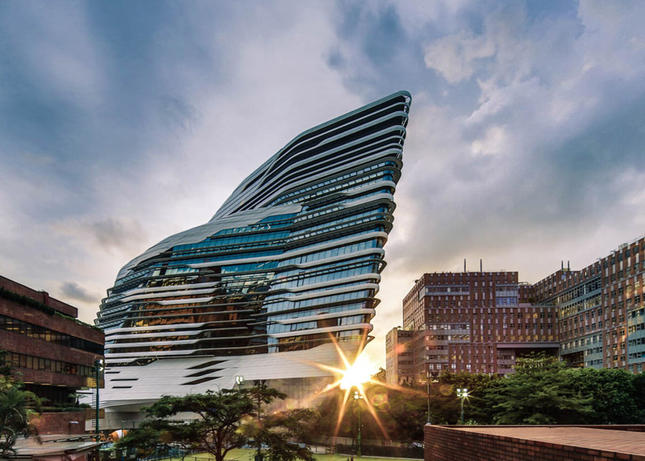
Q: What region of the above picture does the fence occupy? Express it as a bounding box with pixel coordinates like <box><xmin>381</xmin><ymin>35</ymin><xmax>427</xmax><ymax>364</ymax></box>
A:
<box><xmin>100</xmin><ymin>442</ymin><xmax>424</xmax><ymax>461</ymax></box>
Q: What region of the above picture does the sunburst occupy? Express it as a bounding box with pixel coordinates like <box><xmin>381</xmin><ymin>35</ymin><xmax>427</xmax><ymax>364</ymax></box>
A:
<box><xmin>302</xmin><ymin>334</ymin><xmax>426</xmax><ymax>441</ymax></box>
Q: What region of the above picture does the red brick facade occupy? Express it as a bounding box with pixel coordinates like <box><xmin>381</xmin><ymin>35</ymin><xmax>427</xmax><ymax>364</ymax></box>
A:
<box><xmin>0</xmin><ymin>275</ymin><xmax>103</xmax><ymax>407</ymax></box>
<box><xmin>392</xmin><ymin>271</ymin><xmax>558</xmax><ymax>383</ymax></box>
<box><xmin>30</xmin><ymin>411</ymin><xmax>88</xmax><ymax>435</ymax></box>
<box><xmin>389</xmin><ymin>236</ymin><xmax>645</xmax><ymax>383</ymax></box>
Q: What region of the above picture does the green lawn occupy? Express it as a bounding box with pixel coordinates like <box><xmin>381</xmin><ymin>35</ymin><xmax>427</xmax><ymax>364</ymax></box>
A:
<box><xmin>163</xmin><ymin>448</ymin><xmax>419</xmax><ymax>461</ymax></box>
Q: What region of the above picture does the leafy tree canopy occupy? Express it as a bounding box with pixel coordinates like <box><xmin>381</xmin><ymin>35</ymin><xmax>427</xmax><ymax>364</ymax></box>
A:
<box><xmin>117</xmin><ymin>385</ymin><xmax>313</xmax><ymax>461</ymax></box>
<box><xmin>0</xmin><ymin>350</ymin><xmax>40</xmax><ymax>457</ymax></box>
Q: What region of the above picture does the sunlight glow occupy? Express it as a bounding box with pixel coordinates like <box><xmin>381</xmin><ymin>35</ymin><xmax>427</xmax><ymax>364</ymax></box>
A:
<box><xmin>297</xmin><ymin>334</ymin><xmax>429</xmax><ymax>443</ymax></box>
<box><xmin>339</xmin><ymin>353</ymin><xmax>375</xmax><ymax>390</ymax></box>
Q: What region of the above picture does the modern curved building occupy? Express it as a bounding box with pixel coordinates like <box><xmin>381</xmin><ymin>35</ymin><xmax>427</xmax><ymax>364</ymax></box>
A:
<box><xmin>96</xmin><ymin>91</ymin><xmax>411</xmax><ymax>418</ymax></box>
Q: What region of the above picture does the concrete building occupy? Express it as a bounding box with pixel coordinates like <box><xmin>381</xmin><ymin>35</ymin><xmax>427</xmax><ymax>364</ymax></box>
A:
<box><xmin>0</xmin><ymin>275</ymin><xmax>104</xmax><ymax>434</ymax></box>
<box><xmin>385</xmin><ymin>328</ymin><xmax>414</xmax><ymax>385</ymax></box>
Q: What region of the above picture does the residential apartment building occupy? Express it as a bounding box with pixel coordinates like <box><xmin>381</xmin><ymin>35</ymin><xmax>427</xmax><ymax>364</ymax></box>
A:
<box><xmin>386</xmin><ymin>235</ymin><xmax>645</xmax><ymax>384</ymax></box>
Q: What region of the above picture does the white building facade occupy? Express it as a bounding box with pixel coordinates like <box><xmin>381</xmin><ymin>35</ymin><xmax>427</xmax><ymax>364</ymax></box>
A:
<box><xmin>95</xmin><ymin>91</ymin><xmax>411</xmax><ymax>423</ymax></box>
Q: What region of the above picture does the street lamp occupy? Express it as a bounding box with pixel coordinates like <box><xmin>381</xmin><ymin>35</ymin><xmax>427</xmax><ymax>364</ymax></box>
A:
<box><xmin>94</xmin><ymin>359</ymin><xmax>102</xmax><ymax>441</ymax></box>
<box><xmin>456</xmin><ymin>388</ymin><xmax>469</xmax><ymax>424</ymax></box>
<box><xmin>353</xmin><ymin>391</ymin><xmax>363</xmax><ymax>457</ymax></box>
<box><xmin>254</xmin><ymin>380</ymin><xmax>267</xmax><ymax>461</ymax></box>
<box><xmin>425</xmin><ymin>372</ymin><xmax>436</xmax><ymax>424</ymax></box>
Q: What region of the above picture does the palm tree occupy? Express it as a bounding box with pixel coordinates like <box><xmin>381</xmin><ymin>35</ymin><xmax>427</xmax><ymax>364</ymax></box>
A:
<box><xmin>0</xmin><ymin>378</ymin><xmax>40</xmax><ymax>457</ymax></box>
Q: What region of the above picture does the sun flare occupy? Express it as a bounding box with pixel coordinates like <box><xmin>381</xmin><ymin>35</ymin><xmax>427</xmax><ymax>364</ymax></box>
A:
<box><xmin>339</xmin><ymin>353</ymin><xmax>375</xmax><ymax>390</ymax></box>
<box><xmin>300</xmin><ymin>334</ymin><xmax>426</xmax><ymax>442</ymax></box>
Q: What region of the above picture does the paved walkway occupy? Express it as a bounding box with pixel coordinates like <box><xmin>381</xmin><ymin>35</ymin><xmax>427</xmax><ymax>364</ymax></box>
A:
<box><xmin>456</xmin><ymin>426</ymin><xmax>645</xmax><ymax>456</ymax></box>
<box><xmin>12</xmin><ymin>435</ymin><xmax>101</xmax><ymax>458</ymax></box>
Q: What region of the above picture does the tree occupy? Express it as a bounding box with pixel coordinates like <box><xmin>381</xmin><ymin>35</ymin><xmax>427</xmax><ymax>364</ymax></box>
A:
<box><xmin>568</xmin><ymin>368</ymin><xmax>640</xmax><ymax>424</ymax></box>
<box><xmin>381</xmin><ymin>388</ymin><xmax>426</xmax><ymax>442</ymax></box>
<box><xmin>0</xmin><ymin>351</ymin><xmax>40</xmax><ymax>458</ymax></box>
<box><xmin>245</xmin><ymin>381</ymin><xmax>286</xmax><ymax>460</ymax></box>
<box><xmin>254</xmin><ymin>410</ymin><xmax>316</xmax><ymax>461</ymax></box>
<box><xmin>144</xmin><ymin>390</ymin><xmax>254</xmax><ymax>461</ymax></box>
<box><xmin>482</xmin><ymin>354</ymin><xmax>593</xmax><ymax>424</ymax></box>
<box><xmin>119</xmin><ymin>385</ymin><xmax>314</xmax><ymax>461</ymax></box>
<box><xmin>114</xmin><ymin>423</ymin><xmax>164</xmax><ymax>459</ymax></box>
<box><xmin>632</xmin><ymin>372</ymin><xmax>645</xmax><ymax>422</ymax></box>
<box><xmin>433</xmin><ymin>372</ymin><xmax>499</xmax><ymax>425</ymax></box>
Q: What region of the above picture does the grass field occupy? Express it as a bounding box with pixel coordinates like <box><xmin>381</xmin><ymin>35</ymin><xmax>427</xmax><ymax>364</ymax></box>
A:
<box><xmin>162</xmin><ymin>448</ymin><xmax>419</xmax><ymax>461</ymax></box>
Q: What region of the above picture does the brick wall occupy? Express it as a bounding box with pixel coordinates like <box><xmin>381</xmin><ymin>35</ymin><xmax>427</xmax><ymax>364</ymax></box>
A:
<box><xmin>0</xmin><ymin>275</ymin><xmax>77</xmax><ymax>317</ymax></box>
<box><xmin>30</xmin><ymin>411</ymin><xmax>87</xmax><ymax>435</ymax></box>
<box><xmin>425</xmin><ymin>425</ymin><xmax>645</xmax><ymax>461</ymax></box>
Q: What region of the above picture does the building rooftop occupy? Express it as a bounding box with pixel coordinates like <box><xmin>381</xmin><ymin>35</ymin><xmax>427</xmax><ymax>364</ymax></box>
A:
<box><xmin>0</xmin><ymin>275</ymin><xmax>78</xmax><ymax>318</ymax></box>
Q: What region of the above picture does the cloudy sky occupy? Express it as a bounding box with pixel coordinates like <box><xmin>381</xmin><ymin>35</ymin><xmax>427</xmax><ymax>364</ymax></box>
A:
<box><xmin>1</xmin><ymin>0</ymin><xmax>645</xmax><ymax>366</ymax></box>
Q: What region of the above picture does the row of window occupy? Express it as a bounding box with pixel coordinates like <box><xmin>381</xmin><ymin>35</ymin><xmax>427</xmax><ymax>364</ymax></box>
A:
<box><xmin>2</xmin><ymin>351</ymin><xmax>95</xmax><ymax>377</ymax></box>
<box><xmin>267</xmin><ymin>314</ymin><xmax>366</xmax><ymax>334</ymax></box>
<box><xmin>265</xmin><ymin>289</ymin><xmax>370</xmax><ymax>314</ymax></box>
<box><xmin>496</xmin><ymin>296</ymin><xmax>518</xmax><ymax>306</ymax></box>
<box><xmin>0</xmin><ymin>315</ymin><xmax>103</xmax><ymax>354</ymax></box>
<box><xmin>277</xmin><ymin>238</ymin><xmax>380</xmax><ymax>267</ymax></box>
<box><xmin>290</xmin><ymin>207</ymin><xmax>385</xmax><ymax>238</ymax></box>
<box><xmin>213</xmin><ymin>215</ymin><xmax>295</xmax><ymax>236</ymax></box>
<box><xmin>268</xmin><ymin>302</ymin><xmax>367</xmax><ymax>321</ymax></box>
<box><xmin>273</xmin><ymin>160</ymin><xmax>396</xmax><ymax>205</ymax></box>
<box><xmin>173</xmin><ymin>230</ymin><xmax>290</xmax><ymax>255</ymax></box>
<box><xmin>290</xmin><ymin>213</ymin><xmax>385</xmax><ymax>243</ymax></box>
<box><xmin>277</xmin><ymin>254</ymin><xmax>377</xmax><ymax>281</ymax></box>
<box><xmin>271</xmin><ymin>264</ymin><xmax>374</xmax><ymax>290</ymax></box>
<box><xmin>559</xmin><ymin>294</ymin><xmax>601</xmax><ymax>318</ymax></box>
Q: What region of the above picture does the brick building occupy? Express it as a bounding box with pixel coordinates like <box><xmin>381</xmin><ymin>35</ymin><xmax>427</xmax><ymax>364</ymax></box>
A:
<box><xmin>0</xmin><ymin>275</ymin><xmax>104</xmax><ymax>411</ymax></box>
<box><xmin>533</xmin><ymin>236</ymin><xmax>645</xmax><ymax>372</ymax></box>
<box><xmin>387</xmin><ymin>235</ymin><xmax>645</xmax><ymax>383</ymax></box>
<box><xmin>387</xmin><ymin>271</ymin><xmax>558</xmax><ymax>384</ymax></box>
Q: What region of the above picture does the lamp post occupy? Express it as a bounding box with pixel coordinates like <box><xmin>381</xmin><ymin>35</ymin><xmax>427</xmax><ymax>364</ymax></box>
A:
<box><xmin>353</xmin><ymin>391</ymin><xmax>363</xmax><ymax>457</ymax></box>
<box><xmin>424</xmin><ymin>373</ymin><xmax>438</xmax><ymax>425</ymax></box>
<box><xmin>456</xmin><ymin>388</ymin><xmax>469</xmax><ymax>424</ymax></box>
<box><xmin>426</xmin><ymin>374</ymin><xmax>431</xmax><ymax>425</ymax></box>
<box><xmin>94</xmin><ymin>359</ymin><xmax>101</xmax><ymax>441</ymax></box>
<box><xmin>254</xmin><ymin>380</ymin><xmax>266</xmax><ymax>461</ymax></box>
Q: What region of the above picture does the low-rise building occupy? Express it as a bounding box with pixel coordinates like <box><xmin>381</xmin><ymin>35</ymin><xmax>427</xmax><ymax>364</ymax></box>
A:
<box><xmin>385</xmin><ymin>328</ymin><xmax>415</xmax><ymax>385</ymax></box>
<box><xmin>0</xmin><ymin>275</ymin><xmax>104</xmax><ymax>434</ymax></box>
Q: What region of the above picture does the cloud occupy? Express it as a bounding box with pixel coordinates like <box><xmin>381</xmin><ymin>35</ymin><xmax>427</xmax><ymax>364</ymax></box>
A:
<box><xmin>89</xmin><ymin>218</ymin><xmax>147</xmax><ymax>252</ymax></box>
<box><xmin>424</xmin><ymin>30</ymin><xmax>495</xmax><ymax>84</ymax></box>
<box><xmin>60</xmin><ymin>282</ymin><xmax>98</xmax><ymax>304</ymax></box>
<box><xmin>1</xmin><ymin>0</ymin><xmax>645</xmax><ymax>368</ymax></box>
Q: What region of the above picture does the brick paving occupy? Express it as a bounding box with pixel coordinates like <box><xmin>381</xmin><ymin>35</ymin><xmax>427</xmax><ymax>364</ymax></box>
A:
<box><xmin>425</xmin><ymin>425</ymin><xmax>645</xmax><ymax>461</ymax></box>
<box><xmin>457</xmin><ymin>426</ymin><xmax>645</xmax><ymax>456</ymax></box>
